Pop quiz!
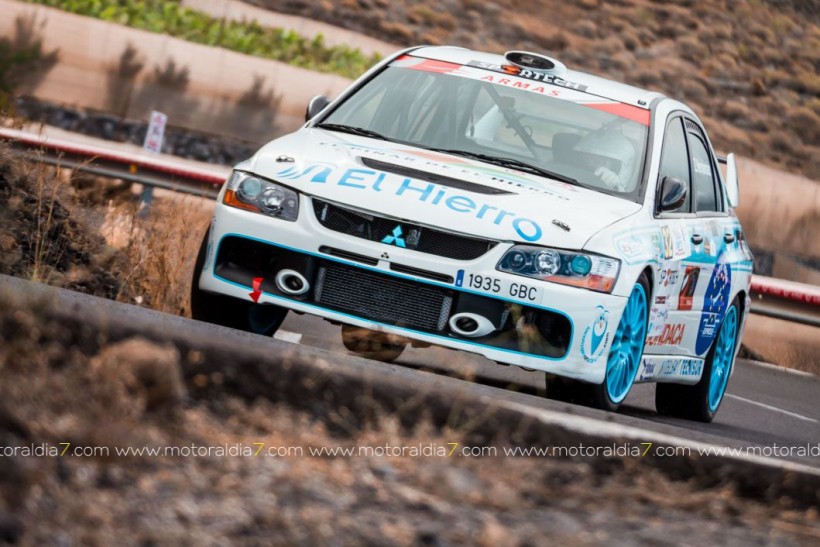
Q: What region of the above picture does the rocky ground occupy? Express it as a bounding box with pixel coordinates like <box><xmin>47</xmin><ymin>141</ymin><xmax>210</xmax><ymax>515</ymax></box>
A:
<box><xmin>0</xmin><ymin>290</ymin><xmax>818</xmax><ymax>545</ymax></box>
<box><xmin>0</xmin><ymin>143</ymin><xmax>211</xmax><ymax>314</ymax></box>
<box><xmin>0</xmin><ymin>145</ymin><xmax>123</xmax><ymax>299</ymax></box>
<box><xmin>251</xmin><ymin>0</ymin><xmax>819</xmax><ymax>181</ymax></box>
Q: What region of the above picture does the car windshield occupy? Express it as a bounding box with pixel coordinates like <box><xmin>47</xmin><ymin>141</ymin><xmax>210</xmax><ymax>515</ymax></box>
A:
<box><xmin>320</xmin><ymin>57</ymin><xmax>650</xmax><ymax>200</ymax></box>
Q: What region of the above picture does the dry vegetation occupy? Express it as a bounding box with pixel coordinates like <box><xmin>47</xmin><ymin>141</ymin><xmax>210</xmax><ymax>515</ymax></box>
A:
<box><xmin>251</xmin><ymin>0</ymin><xmax>820</xmax><ymax>180</ymax></box>
<box><xmin>0</xmin><ymin>148</ymin><xmax>121</xmax><ymax>298</ymax></box>
<box><xmin>0</xmin><ymin>145</ymin><xmax>210</xmax><ymax>315</ymax></box>
<box><xmin>0</xmin><ymin>299</ymin><xmax>817</xmax><ymax>544</ymax></box>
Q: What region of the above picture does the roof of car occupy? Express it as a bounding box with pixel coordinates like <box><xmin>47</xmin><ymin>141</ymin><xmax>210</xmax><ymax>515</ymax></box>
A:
<box><xmin>411</xmin><ymin>46</ymin><xmax>666</xmax><ymax>110</ymax></box>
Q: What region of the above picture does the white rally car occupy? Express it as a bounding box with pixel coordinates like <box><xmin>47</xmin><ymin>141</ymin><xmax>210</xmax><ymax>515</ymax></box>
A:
<box><xmin>191</xmin><ymin>46</ymin><xmax>753</xmax><ymax>421</ymax></box>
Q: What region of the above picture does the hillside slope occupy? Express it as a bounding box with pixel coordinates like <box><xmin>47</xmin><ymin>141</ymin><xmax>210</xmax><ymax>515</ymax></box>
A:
<box><xmin>249</xmin><ymin>0</ymin><xmax>819</xmax><ymax>181</ymax></box>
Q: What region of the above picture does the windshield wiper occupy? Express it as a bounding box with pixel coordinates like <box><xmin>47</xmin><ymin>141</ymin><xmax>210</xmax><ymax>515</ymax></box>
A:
<box><xmin>314</xmin><ymin>123</ymin><xmax>389</xmax><ymax>141</ymax></box>
<box><xmin>428</xmin><ymin>148</ymin><xmax>583</xmax><ymax>187</ymax></box>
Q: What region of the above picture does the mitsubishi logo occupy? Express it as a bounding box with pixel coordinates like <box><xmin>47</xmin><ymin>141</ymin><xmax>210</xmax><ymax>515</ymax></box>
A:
<box><xmin>381</xmin><ymin>225</ymin><xmax>406</xmax><ymax>248</ymax></box>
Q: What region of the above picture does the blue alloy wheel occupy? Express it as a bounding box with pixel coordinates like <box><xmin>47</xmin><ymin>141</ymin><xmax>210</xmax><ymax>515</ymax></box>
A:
<box><xmin>604</xmin><ymin>282</ymin><xmax>648</xmax><ymax>404</ymax></box>
<box><xmin>708</xmin><ymin>305</ymin><xmax>738</xmax><ymax>411</ymax></box>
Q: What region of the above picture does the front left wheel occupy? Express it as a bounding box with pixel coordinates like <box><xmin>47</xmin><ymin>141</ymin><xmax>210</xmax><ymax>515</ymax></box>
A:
<box><xmin>545</xmin><ymin>274</ymin><xmax>649</xmax><ymax>412</ymax></box>
<box><xmin>190</xmin><ymin>228</ymin><xmax>288</xmax><ymax>337</ymax></box>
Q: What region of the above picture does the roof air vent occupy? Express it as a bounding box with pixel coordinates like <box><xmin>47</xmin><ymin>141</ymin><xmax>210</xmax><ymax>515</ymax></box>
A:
<box><xmin>504</xmin><ymin>51</ymin><xmax>567</xmax><ymax>76</ymax></box>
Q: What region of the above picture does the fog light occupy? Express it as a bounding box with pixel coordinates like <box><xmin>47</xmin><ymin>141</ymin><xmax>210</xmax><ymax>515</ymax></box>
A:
<box><xmin>456</xmin><ymin>317</ymin><xmax>479</xmax><ymax>332</ymax></box>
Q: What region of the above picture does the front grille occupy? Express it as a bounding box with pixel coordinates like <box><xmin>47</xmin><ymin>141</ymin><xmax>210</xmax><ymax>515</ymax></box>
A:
<box><xmin>214</xmin><ymin>236</ymin><xmax>571</xmax><ymax>358</ymax></box>
<box><xmin>314</xmin><ymin>263</ymin><xmax>453</xmax><ymax>331</ymax></box>
<box><xmin>312</xmin><ymin>198</ymin><xmax>497</xmax><ymax>260</ymax></box>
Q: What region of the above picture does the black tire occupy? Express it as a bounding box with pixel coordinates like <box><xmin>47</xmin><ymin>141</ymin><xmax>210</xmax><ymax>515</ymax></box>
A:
<box><xmin>341</xmin><ymin>325</ymin><xmax>406</xmax><ymax>363</ymax></box>
<box><xmin>655</xmin><ymin>297</ymin><xmax>741</xmax><ymax>423</ymax></box>
<box><xmin>544</xmin><ymin>375</ymin><xmax>592</xmax><ymax>405</ymax></box>
<box><xmin>190</xmin><ymin>228</ymin><xmax>287</xmax><ymax>336</ymax></box>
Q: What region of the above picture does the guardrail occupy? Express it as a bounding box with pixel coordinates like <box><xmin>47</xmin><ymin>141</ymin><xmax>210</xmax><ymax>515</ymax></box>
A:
<box><xmin>0</xmin><ymin>127</ymin><xmax>228</xmax><ymax>197</ymax></box>
<box><xmin>749</xmin><ymin>276</ymin><xmax>820</xmax><ymax>327</ymax></box>
<box><xmin>2</xmin><ymin>127</ymin><xmax>818</xmax><ymax>326</ymax></box>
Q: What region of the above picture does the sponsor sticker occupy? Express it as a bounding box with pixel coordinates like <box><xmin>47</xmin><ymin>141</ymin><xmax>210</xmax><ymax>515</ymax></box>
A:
<box><xmin>678</xmin><ymin>266</ymin><xmax>700</xmax><ymax>311</ymax></box>
<box><xmin>647</xmin><ymin>323</ymin><xmax>685</xmax><ymax>346</ymax></box>
<box><xmin>660</xmin><ymin>226</ymin><xmax>674</xmax><ymax>260</ymax></box>
<box><xmin>653</xmin><ymin>358</ymin><xmax>704</xmax><ymax>378</ymax></box>
<box><xmin>671</xmin><ymin>224</ymin><xmax>689</xmax><ymax>260</ymax></box>
<box><xmin>276</xmin><ymin>163</ymin><xmax>545</xmax><ymax>242</ymax></box>
<box><xmin>696</xmin><ymin>255</ymin><xmax>732</xmax><ymax>355</ymax></box>
<box><xmin>581</xmin><ymin>306</ymin><xmax>610</xmax><ymax>364</ymax></box>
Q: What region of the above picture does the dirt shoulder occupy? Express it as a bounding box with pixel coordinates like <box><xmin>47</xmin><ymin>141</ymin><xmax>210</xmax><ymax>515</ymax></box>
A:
<box><xmin>0</xmin><ymin>286</ymin><xmax>817</xmax><ymax>545</ymax></box>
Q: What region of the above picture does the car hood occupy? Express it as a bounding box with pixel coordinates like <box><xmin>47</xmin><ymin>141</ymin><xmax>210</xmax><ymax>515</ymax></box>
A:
<box><xmin>246</xmin><ymin>129</ymin><xmax>642</xmax><ymax>250</ymax></box>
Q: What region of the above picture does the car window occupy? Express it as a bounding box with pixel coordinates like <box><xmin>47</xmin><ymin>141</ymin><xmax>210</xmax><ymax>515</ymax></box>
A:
<box><xmin>322</xmin><ymin>63</ymin><xmax>650</xmax><ymax>200</ymax></box>
<box><xmin>687</xmin><ymin>130</ymin><xmax>719</xmax><ymax>213</ymax></box>
<box><xmin>658</xmin><ymin>117</ymin><xmax>691</xmax><ymax>213</ymax></box>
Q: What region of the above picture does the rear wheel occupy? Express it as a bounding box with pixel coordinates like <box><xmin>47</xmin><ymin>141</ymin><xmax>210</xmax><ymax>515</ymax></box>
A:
<box><xmin>656</xmin><ymin>299</ymin><xmax>740</xmax><ymax>422</ymax></box>
<box><xmin>341</xmin><ymin>325</ymin><xmax>406</xmax><ymax>363</ymax></box>
<box><xmin>190</xmin><ymin>228</ymin><xmax>288</xmax><ymax>336</ymax></box>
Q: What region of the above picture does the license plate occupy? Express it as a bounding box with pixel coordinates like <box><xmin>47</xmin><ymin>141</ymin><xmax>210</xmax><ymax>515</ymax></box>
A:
<box><xmin>456</xmin><ymin>270</ymin><xmax>539</xmax><ymax>302</ymax></box>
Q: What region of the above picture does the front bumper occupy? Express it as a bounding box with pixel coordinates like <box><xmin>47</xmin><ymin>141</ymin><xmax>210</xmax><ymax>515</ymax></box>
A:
<box><xmin>199</xmin><ymin>199</ymin><xmax>627</xmax><ymax>383</ymax></box>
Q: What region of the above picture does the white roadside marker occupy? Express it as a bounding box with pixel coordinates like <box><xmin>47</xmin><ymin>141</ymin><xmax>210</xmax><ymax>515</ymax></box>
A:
<box><xmin>274</xmin><ymin>330</ymin><xmax>302</xmax><ymax>344</ymax></box>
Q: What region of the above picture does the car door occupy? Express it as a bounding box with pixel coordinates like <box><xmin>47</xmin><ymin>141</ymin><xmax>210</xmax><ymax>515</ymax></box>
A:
<box><xmin>646</xmin><ymin>115</ymin><xmax>705</xmax><ymax>356</ymax></box>
<box><xmin>684</xmin><ymin>119</ymin><xmax>735</xmax><ymax>357</ymax></box>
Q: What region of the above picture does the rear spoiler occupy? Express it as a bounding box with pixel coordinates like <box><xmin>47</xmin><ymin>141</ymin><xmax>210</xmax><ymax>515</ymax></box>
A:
<box><xmin>717</xmin><ymin>153</ymin><xmax>739</xmax><ymax>208</ymax></box>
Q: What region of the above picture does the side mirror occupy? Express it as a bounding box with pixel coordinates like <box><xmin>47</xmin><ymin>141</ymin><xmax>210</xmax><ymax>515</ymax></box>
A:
<box><xmin>659</xmin><ymin>175</ymin><xmax>687</xmax><ymax>211</ymax></box>
<box><xmin>723</xmin><ymin>152</ymin><xmax>739</xmax><ymax>207</ymax></box>
<box><xmin>305</xmin><ymin>95</ymin><xmax>330</xmax><ymax>122</ymax></box>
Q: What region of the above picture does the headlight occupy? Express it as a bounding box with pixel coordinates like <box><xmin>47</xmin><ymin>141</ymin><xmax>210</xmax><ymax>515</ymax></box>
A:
<box><xmin>497</xmin><ymin>245</ymin><xmax>620</xmax><ymax>293</ymax></box>
<box><xmin>223</xmin><ymin>171</ymin><xmax>299</xmax><ymax>221</ymax></box>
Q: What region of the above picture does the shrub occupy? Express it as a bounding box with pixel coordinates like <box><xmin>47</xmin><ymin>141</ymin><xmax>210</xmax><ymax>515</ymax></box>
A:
<box><xmin>787</xmin><ymin>107</ymin><xmax>820</xmax><ymax>147</ymax></box>
<box><xmin>573</xmin><ymin>20</ymin><xmax>598</xmax><ymax>39</ymax></box>
<box><xmin>0</xmin><ymin>14</ymin><xmax>59</xmax><ymax>112</ymax></box>
<box><xmin>25</xmin><ymin>0</ymin><xmax>380</xmax><ymax>79</ymax></box>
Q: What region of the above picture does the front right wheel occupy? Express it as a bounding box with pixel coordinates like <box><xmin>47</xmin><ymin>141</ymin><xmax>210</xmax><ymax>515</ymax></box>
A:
<box><xmin>590</xmin><ymin>275</ymin><xmax>649</xmax><ymax>411</ymax></box>
<box><xmin>655</xmin><ymin>298</ymin><xmax>740</xmax><ymax>422</ymax></box>
<box><xmin>189</xmin><ymin>228</ymin><xmax>288</xmax><ymax>337</ymax></box>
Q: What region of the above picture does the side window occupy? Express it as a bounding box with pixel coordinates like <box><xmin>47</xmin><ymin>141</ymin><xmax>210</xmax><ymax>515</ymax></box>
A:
<box><xmin>686</xmin><ymin>129</ymin><xmax>719</xmax><ymax>213</ymax></box>
<box><xmin>658</xmin><ymin>117</ymin><xmax>691</xmax><ymax>213</ymax></box>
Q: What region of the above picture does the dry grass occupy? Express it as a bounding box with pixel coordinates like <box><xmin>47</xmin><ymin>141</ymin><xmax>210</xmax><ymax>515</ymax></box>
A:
<box><xmin>0</xmin><ymin>147</ymin><xmax>122</xmax><ymax>298</ymax></box>
<box><xmin>0</xmin><ymin>301</ymin><xmax>817</xmax><ymax>544</ymax></box>
<box><xmin>108</xmin><ymin>196</ymin><xmax>212</xmax><ymax>316</ymax></box>
<box><xmin>0</xmin><ymin>142</ymin><xmax>213</xmax><ymax>314</ymax></box>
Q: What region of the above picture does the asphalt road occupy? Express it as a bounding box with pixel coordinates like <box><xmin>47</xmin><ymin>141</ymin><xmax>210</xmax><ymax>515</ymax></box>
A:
<box><xmin>278</xmin><ymin>312</ymin><xmax>820</xmax><ymax>466</ymax></box>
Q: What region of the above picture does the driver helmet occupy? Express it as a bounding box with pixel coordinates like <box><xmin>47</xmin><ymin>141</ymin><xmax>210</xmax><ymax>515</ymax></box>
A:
<box><xmin>573</xmin><ymin>131</ymin><xmax>636</xmax><ymax>191</ymax></box>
